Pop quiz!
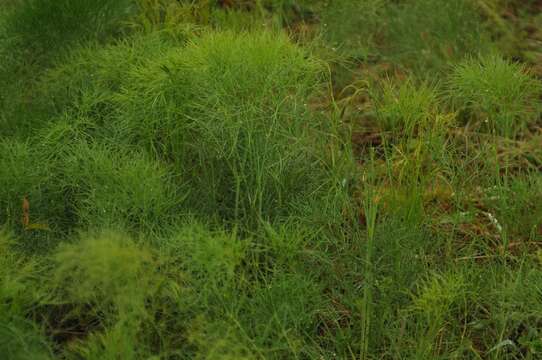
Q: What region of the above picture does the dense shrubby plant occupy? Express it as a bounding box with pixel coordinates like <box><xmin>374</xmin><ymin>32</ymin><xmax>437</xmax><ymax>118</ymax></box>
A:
<box><xmin>115</xmin><ymin>31</ymin><xmax>346</xmax><ymax>226</ymax></box>
<box><xmin>40</xmin><ymin>31</ymin><xmax>352</xmax><ymax>229</ymax></box>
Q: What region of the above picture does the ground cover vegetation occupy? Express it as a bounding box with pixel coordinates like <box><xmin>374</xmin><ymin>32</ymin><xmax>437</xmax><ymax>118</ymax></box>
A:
<box><xmin>0</xmin><ymin>0</ymin><xmax>541</xmax><ymax>358</ymax></box>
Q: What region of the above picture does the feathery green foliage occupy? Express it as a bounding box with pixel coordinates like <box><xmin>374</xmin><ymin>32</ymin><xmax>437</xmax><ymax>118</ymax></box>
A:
<box><xmin>372</xmin><ymin>79</ymin><xmax>439</xmax><ymax>136</ymax></box>
<box><xmin>0</xmin><ymin>232</ymin><xmax>53</xmax><ymax>359</ymax></box>
<box><xmin>1</xmin><ymin>0</ymin><xmax>541</xmax><ymax>358</ymax></box>
<box><xmin>450</xmin><ymin>54</ymin><xmax>541</xmax><ymax>137</ymax></box>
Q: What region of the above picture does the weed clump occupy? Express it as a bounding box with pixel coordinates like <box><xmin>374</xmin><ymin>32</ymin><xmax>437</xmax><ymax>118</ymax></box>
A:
<box><xmin>450</xmin><ymin>54</ymin><xmax>541</xmax><ymax>137</ymax></box>
<box><xmin>372</xmin><ymin>79</ymin><xmax>439</xmax><ymax>137</ymax></box>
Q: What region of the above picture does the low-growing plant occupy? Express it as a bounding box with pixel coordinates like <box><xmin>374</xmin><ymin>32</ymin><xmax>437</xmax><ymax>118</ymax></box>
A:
<box><xmin>372</xmin><ymin>78</ymin><xmax>439</xmax><ymax>137</ymax></box>
<box><xmin>449</xmin><ymin>54</ymin><xmax>541</xmax><ymax>137</ymax></box>
<box><xmin>471</xmin><ymin>264</ymin><xmax>542</xmax><ymax>359</ymax></box>
<box><xmin>408</xmin><ymin>271</ymin><xmax>468</xmax><ymax>358</ymax></box>
<box><xmin>369</xmin><ymin>78</ymin><xmax>453</xmax><ymax>222</ymax></box>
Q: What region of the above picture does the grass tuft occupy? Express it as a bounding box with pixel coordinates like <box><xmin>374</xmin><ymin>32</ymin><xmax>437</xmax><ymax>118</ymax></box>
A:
<box><xmin>450</xmin><ymin>54</ymin><xmax>541</xmax><ymax>137</ymax></box>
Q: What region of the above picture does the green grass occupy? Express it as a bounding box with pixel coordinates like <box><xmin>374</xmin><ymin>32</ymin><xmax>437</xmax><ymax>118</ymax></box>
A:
<box><xmin>449</xmin><ymin>54</ymin><xmax>541</xmax><ymax>138</ymax></box>
<box><xmin>1</xmin><ymin>0</ymin><xmax>541</xmax><ymax>359</ymax></box>
<box><xmin>3</xmin><ymin>0</ymin><xmax>132</xmax><ymax>57</ymax></box>
<box><xmin>385</xmin><ymin>0</ymin><xmax>495</xmax><ymax>76</ymax></box>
